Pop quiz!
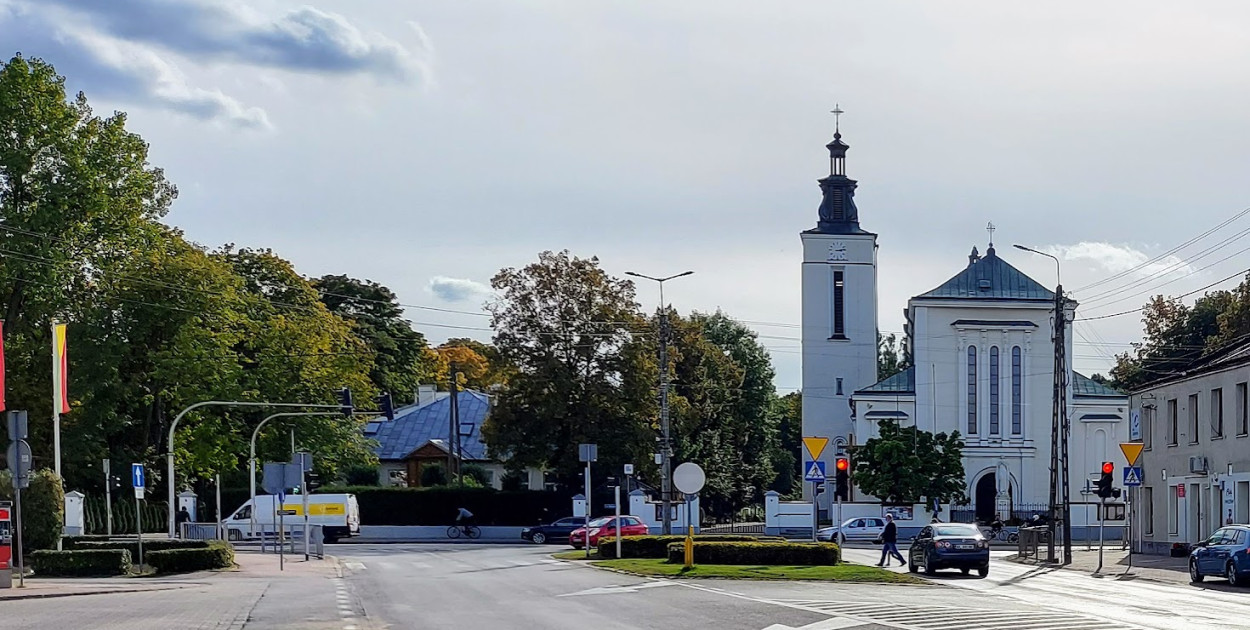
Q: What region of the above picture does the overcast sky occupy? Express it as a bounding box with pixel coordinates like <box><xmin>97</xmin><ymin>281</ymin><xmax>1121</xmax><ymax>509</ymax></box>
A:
<box><xmin>5</xmin><ymin>0</ymin><xmax>1250</xmax><ymax>392</ymax></box>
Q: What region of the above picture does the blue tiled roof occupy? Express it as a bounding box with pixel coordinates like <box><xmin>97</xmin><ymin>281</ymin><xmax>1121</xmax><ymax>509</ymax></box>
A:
<box><xmin>916</xmin><ymin>247</ymin><xmax>1054</xmax><ymax>301</ymax></box>
<box><xmin>856</xmin><ymin>367</ymin><xmax>916</xmax><ymax>394</ymax></box>
<box><xmin>370</xmin><ymin>391</ymin><xmax>492</xmax><ymax>461</ymax></box>
<box><xmin>1073</xmin><ymin>372</ymin><xmax>1124</xmax><ymax>398</ymax></box>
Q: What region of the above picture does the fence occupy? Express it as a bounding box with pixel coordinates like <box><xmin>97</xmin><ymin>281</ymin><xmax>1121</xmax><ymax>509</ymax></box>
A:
<box><xmin>948</xmin><ymin>503</ymin><xmax>1051</xmax><ymax>526</ymax></box>
<box><xmin>180</xmin><ymin>522</ymin><xmax>224</xmax><ymax>540</ymax></box>
<box><xmin>83</xmin><ymin>496</ymin><xmax>168</xmax><ymax>535</ymax></box>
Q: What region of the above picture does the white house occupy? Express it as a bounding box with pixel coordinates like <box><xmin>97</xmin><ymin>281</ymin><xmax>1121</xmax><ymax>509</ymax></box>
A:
<box><xmin>800</xmin><ymin>125</ymin><xmax>1129</xmax><ymax>525</ymax></box>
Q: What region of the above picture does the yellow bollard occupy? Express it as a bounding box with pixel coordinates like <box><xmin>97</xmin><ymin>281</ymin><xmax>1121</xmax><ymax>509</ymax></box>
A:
<box><xmin>684</xmin><ymin>525</ymin><xmax>694</xmax><ymax>568</ymax></box>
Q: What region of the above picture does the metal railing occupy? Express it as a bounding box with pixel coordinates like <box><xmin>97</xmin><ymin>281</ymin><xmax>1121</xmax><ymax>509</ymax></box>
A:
<box><xmin>180</xmin><ymin>522</ymin><xmax>225</xmax><ymax>540</ymax></box>
<box><xmin>1017</xmin><ymin>525</ymin><xmax>1051</xmax><ymax>560</ymax></box>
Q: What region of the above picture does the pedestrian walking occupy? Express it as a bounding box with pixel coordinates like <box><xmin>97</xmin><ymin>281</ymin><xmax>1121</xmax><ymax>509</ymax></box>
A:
<box><xmin>877</xmin><ymin>513</ymin><xmax>906</xmax><ymax>566</ymax></box>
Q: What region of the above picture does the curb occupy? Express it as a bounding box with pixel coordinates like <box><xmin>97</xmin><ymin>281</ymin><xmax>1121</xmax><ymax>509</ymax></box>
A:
<box><xmin>0</xmin><ymin>584</ymin><xmax>188</xmax><ymax>601</ymax></box>
<box><xmin>1005</xmin><ymin>557</ymin><xmax>1188</xmax><ymax>586</ymax></box>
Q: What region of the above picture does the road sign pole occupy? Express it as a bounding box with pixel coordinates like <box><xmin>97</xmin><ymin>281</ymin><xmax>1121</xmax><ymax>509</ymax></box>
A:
<box><xmin>104</xmin><ymin>459</ymin><xmax>112</xmax><ymax>537</ymax></box>
<box><xmin>14</xmin><ymin>486</ymin><xmax>22</xmax><ymax>588</ymax></box>
<box><xmin>614</xmin><ymin>484</ymin><xmax>622</xmax><ymax>561</ymax></box>
<box><xmin>1097</xmin><ymin>497</ymin><xmax>1105</xmax><ymax>573</ymax></box>
<box><xmin>584</xmin><ymin>458</ymin><xmax>591</xmax><ymax>560</ymax></box>
<box><xmin>812</xmin><ymin>482</ymin><xmax>819</xmax><ymax>542</ymax></box>
<box><xmin>135</xmin><ymin>492</ymin><xmax>143</xmax><ymax>568</ymax></box>
<box><xmin>279</xmin><ymin>508</ymin><xmax>285</xmax><ymax>571</ymax></box>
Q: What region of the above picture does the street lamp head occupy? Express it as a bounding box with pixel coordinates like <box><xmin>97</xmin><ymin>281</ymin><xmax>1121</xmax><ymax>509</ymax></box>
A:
<box><xmin>624</xmin><ymin>271</ymin><xmax>642</xmax><ymax>278</ymax></box>
<box><xmin>1012</xmin><ymin>244</ymin><xmax>1033</xmax><ymax>253</ymax></box>
<box><xmin>677</xmin><ymin>271</ymin><xmax>694</xmax><ymax>278</ymax></box>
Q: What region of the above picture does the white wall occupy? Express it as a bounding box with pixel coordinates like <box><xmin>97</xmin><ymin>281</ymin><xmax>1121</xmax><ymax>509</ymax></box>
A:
<box><xmin>801</xmin><ymin>230</ymin><xmax>878</xmax><ymax>507</ymax></box>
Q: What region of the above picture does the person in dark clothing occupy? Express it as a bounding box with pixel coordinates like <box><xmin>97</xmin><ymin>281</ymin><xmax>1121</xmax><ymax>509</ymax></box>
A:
<box><xmin>877</xmin><ymin>513</ymin><xmax>906</xmax><ymax>566</ymax></box>
<box><xmin>175</xmin><ymin>507</ymin><xmax>191</xmax><ymax>535</ymax></box>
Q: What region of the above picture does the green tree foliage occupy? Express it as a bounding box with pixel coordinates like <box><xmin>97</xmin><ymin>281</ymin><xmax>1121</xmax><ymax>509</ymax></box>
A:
<box><xmin>343</xmin><ymin>465</ymin><xmax>380</xmax><ymax>486</ymax></box>
<box><xmin>1110</xmin><ymin>279</ymin><xmax>1250</xmax><ymax>390</ymax></box>
<box><xmin>482</xmin><ymin>250</ymin><xmax>658</xmax><ymax>487</ymax></box>
<box><xmin>850</xmin><ymin>419</ymin><xmax>967</xmax><ymax>510</ymax></box>
<box><xmin>437</xmin><ymin>338</ymin><xmax>511</xmax><ymax>390</ymax></box>
<box><xmin>0</xmin><ymin>469</ymin><xmax>66</xmax><ymax>551</ymax></box>
<box><xmin>877</xmin><ymin>332</ymin><xmax>907</xmax><ymax>380</ymax></box>
<box><xmin>768</xmin><ymin>392</ymin><xmax>802</xmax><ymax>496</ymax></box>
<box><xmin>314</xmin><ymin>274</ymin><xmax>437</xmax><ymax>404</ymax></box>
<box><xmin>421</xmin><ymin>463</ymin><xmax>449</xmax><ymax>487</ymax></box>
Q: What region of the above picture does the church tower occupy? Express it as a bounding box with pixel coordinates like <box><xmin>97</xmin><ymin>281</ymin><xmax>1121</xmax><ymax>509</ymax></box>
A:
<box><xmin>800</xmin><ymin>111</ymin><xmax>878</xmax><ymax>498</ymax></box>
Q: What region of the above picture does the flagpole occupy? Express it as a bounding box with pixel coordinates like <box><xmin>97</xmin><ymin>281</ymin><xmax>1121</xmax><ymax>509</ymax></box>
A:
<box><xmin>51</xmin><ymin>321</ymin><xmax>61</xmax><ymax>478</ymax></box>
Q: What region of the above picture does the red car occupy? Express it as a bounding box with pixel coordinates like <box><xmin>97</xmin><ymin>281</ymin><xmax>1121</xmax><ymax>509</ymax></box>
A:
<box><xmin>569</xmin><ymin>516</ymin><xmax>649</xmax><ymax>549</ymax></box>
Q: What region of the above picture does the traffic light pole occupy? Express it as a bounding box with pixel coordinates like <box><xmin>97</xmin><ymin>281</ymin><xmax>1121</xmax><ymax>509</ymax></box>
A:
<box><xmin>249</xmin><ymin>412</ymin><xmax>341</xmax><ymax>538</ymax></box>
<box><xmin>1097</xmin><ymin>496</ymin><xmax>1106</xmax><ymax>573</ymax></box>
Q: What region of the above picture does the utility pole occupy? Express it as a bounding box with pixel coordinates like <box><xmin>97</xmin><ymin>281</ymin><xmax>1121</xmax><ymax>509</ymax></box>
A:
<box><xmin>1014</xmin><ymin>244</ymin><xmax>1069</xmax><ymax>564</ymax></box>
<box><xmin>625</xmin><ymin>270</ymin><xmax>694</xmax><ymax>536</ymax></box>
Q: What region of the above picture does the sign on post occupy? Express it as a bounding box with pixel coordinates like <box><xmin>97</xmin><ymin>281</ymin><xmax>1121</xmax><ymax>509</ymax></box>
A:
<box><xmin>803</xmin><ymin>460</ymin><xmax>827</xmax><ymax>483</ymax></box>
<box><xmin>578</xmin><ymin>444</ymin><xmax>598</xmax><ymax>463</ymax></box>
<box><xmin>6</xmin><ymin>411</ymin><xmax>27</xmax><ymax>442</ymax></box>
<box><xmin>131</xmin><ymin>463</ymin><xmax>146</xmax><ymax>499</ymax></box>
<box><xmin>802</xmin><ymin>437</ymin><xmax>829</xmax><ymax>460</ymax></box>
<box><xmin>1123</xmin><ymin>467</ymin><xmax>1143</xmax><ymax>487</ymax></box>
<box><xmin>6</xmin><ymin>441</ymin><xmax>31</xmax><ymax>489</ymax></box>
<box><xmin>1119</xmin><ymin>442</ymin><xmax>1144</xmax><ymax>467</ymax></box>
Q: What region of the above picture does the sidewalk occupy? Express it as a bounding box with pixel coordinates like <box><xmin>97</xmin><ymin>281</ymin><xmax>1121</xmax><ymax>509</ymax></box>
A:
<box><xmin>0</xmin><ymin>576</ymin><xmax>200</xmax><ymax>601</ymax></box>
<box><xmin>1008</xmin><ymin>546</ymin><xmax>1190</xmax><ymax>584</ymax></box>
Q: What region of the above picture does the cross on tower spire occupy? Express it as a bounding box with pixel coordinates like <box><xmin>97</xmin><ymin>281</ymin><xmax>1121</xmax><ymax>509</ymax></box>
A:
<box><xmin>986</xmin><ymin>221</ymin><xmax>996</xmax><ymax>255</ymax></box>
<box><xmin>831</xmin><ymin>103</ymin><xmax>844</xmax><ymax>135</ymax></box>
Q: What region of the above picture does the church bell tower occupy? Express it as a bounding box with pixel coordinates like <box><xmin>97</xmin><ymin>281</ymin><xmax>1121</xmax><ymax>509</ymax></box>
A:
<box><xmin>799</xmin><ymin>107</ymin><xmax>879</xmax><ymax>503</ymax></box>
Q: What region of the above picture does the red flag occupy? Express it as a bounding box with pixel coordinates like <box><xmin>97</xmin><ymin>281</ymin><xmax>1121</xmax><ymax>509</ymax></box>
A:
<box><xmin>55</xmin><ymin>323</ymin><xmax>69</xmax><ymax>414</ymax></box>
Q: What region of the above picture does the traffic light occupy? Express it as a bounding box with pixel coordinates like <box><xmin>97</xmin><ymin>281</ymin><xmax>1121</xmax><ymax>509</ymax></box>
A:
<box><xmin>1096</xmin><ymin>461</ymin><xmax>1114</xmax><ymax>499</ymax></box>
<box><xmin>338</xmin><ymin>387</ymin><xmax>354</xmax><ymax>417</ymax></box>
<box><xmin>834</xmin><ymin>457</ymin><xmax>850</xmax><ymax>501</ymax></box>
<box><xmin>377</xmin><ymin>392</ymin><xmax>395</xmax><ymax>421</ymax></box>
<box><xmin>307</xmin><ymin>472</ymin><xmax>322</xmax><ymax>491</ymax></box>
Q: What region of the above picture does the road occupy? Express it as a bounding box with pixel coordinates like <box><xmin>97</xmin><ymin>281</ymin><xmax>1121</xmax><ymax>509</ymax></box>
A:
<box><xmin>3</xmin><ymin>543</ymin><xmax>1247</xmax><ymax>629</ymax></box>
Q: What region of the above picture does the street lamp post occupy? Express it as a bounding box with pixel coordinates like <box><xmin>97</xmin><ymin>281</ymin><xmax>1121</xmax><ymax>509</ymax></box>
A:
<box><xmin>1013</xmin><ymin>244</ymin><xmax>1071</xmax><ymax>565</ymax></box>
<box><xmin>249</xmin><ymin>412</ymin><xmax>341</xmax><ymax>539</ymax></box>
<box><xmin>625</xmin><ymin>270</ymin><xmax>693</xmax><ymax>536</ymax></box>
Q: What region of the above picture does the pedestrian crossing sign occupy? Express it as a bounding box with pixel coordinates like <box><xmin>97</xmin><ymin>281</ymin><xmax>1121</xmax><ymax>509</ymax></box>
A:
<box><xmin>804</xmin><ymin>460</ymin><xmax>826</xmax><ymax>482</ymax></box>
<box><xmin>1123</xmin><ymin>466</ymin><xmax>1143</xmax><ymax>487</ymax></box>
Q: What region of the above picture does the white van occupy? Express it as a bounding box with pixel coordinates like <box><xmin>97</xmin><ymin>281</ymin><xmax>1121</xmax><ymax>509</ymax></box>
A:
<box><xmin>225</xmin><ymin>493</ymin><xmax>360</xmax><ymax>543</ymax></box>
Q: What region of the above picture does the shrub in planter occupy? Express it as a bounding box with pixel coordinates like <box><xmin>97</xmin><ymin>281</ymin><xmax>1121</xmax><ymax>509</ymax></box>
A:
<box><xmin>30</xmin><ymin>549</ymin><xmax>131</xmax><ymax>576</ymax></box>
<box><xmin>597</xmin><ymin>535</ymin><xmax>782</xmax><ymax>559</ymax></box>
<box><xmin>146</xmin><ymin>541</ymin><xmax>235</xmax><ymax>573</ymax></box>
<box><xmin>76</xmin><ymin>538</ymin><xmax>210</xmax><ymax>559</ymax></box>
<box><xmin>665</xmin><ymin>541</ymin><xmax>840</xmax><ymax>565</ymax></box>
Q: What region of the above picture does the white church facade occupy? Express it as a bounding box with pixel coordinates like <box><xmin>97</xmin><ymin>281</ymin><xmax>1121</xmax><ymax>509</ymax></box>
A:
<box><xmin>799</xmin><ymin>124</ymin><xmax>1129</xmax><ymax>526</ymax></box>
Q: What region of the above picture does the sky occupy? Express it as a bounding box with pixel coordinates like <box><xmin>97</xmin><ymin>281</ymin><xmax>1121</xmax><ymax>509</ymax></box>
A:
<box><xmin>5</xmin><ymin>0</ymin><xmax>1250</xmax><ymax>393</ymax></box>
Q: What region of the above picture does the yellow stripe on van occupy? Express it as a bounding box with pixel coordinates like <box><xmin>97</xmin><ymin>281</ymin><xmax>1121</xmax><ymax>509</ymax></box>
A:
<box><xmin>280</xmin><ymin>503</ymin><xmax>346</xmax><ymax>516</ymax></box>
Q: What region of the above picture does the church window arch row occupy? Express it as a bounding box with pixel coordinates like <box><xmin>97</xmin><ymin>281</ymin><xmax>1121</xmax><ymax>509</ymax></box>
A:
<box><xmin>967</xmin><ymin>345</ymin><xmax>978</xmax><ymax>435</ymax></box>
<box><xmin>990</xmin><ymin>346</ymin><xmax>1000</xmax><ymax>435</ymax></box>
<box><xmin>1012</xmin><ymin>346</ymin><xmax>1023</xmax><ymax>434</ymax></box>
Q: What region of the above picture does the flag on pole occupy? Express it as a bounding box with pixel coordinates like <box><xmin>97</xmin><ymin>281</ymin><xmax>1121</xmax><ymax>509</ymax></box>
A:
<box><xmin>54</xmin><ymin>323</ymin><xmax>69</xmax><ymax>414</ymax></box>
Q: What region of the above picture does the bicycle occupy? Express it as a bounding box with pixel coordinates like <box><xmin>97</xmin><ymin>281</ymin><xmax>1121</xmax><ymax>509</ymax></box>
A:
<box><xmin>980</xmin><ymin>526</ymin><xmax>1019</xmax><ymax>544</ymax></box>
<box><xmin>447</xmin><ymin>524</ymin><xmax>482</xmax><ymax>539</ymax></box>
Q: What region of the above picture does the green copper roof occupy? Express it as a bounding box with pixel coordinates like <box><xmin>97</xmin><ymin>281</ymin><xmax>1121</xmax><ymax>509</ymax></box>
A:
<box><xmin>916</xmin><ymin>247</ymin><xmax>1054</xmax><ymax>301</ymax></box>
<box><xmin>857</xmin><ymin>367</ymin><xmax>915</xmax><ymax>394</ymax></box>
<box><xmin>1073</xmin><ymin>372</ymin><xmax>1124</xmax><ymax>397</ymax></box>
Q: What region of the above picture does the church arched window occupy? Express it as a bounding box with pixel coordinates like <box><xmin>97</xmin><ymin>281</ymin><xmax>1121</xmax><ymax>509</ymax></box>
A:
<box><xmin>990</xmin><ymin>346</ymin><xmax>1000</xmax><ymax>434</ymax></box>
<box><xmin>1012</xmin><ymin>346</ymin><xmax>1023</xmax><ymax>434</ymax></box>
<box><xmin>967</xmin><ymin>346</ymin><xmax>978</xmax><ymax>435</ymax></box>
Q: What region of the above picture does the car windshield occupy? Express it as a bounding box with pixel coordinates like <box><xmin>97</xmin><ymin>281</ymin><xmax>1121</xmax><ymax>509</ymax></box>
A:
<box><xmin>933</xmin><ymin>524</ymin><xmax>980</xmax><ymax>537</ymax></box>
<box><xmin>587</xmin><ymin>517</ymin><xmax>612</xmax><ymax>527</ymax></box>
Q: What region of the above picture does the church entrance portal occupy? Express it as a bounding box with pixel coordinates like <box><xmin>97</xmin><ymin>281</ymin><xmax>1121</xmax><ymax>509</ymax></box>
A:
<box><xmin>975</xmin><ymin>474</ymin><xmax>997</xmax><ymax>523</ymax></box>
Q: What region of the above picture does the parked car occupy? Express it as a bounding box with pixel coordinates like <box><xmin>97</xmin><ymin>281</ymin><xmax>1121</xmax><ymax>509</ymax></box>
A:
<box><xmin>817</xmin><ymin>517</ymin><xmax>886</xmax><ymax>544</ymax></box>
<box><xmin>908</xmin><ymin>523</ymin><xmax>990</xmax><ymax>577</ymax></box>
<box><xmin>521</xmin><ymin>517</ymin><xmax>587</xmax><ymax>544</ymax></box>
<box><xmin>569</xmin><ymin>516</ymin><xmax>649</xmax><ymax>549</ymax></box>
<box><xmin>1189</xmin><ymin>525</ymin><xmax>1250</xmax><ymax>585</ymax></box>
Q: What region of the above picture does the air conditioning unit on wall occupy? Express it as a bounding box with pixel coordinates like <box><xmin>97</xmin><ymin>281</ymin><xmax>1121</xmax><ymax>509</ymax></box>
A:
<box><xmin>1189</xmin><ymin>456</ymin><xmax>1208</xmax><ymax>474</ymax></box>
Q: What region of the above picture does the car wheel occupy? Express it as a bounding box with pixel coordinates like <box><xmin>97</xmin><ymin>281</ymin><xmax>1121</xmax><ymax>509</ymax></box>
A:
<box><xmin>924</xmin><ymin>554</ymin><xmax>937</xmax><ymax>576</ymax></box>
<box><xmin>960</xmin><ymin>568</ymin><xmax>970</xmax><ymax>575</ymax></box>
<box><xmin>532</xmin><ymin>532</ymin><xmax>547</xmax><ymax>544</ymax></box>
<box><xmin>1190</xmin><ymin>559</ymin><xmax>1204</xmax><ymax>583</ymax></box>
<box><xmin>977</xmin><ymin>566</ymin><xmax>989</xmax><ymax>578</ymax></box>
<box><xmin>1228</xmin><ymin>562</ymin><xmax>1241</xmax><ymax>586</ymax></box>
<box><xmin>908</xmin><ymin>557</ymin><xmax>918</xmax><ymax>573</ymax></box>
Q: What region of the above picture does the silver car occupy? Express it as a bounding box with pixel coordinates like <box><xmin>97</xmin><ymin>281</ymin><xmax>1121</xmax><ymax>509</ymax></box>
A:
<box><xmin>818</xmin><ymin>516</ymin><xmax>887</xmax><ymax>544</ymax></box>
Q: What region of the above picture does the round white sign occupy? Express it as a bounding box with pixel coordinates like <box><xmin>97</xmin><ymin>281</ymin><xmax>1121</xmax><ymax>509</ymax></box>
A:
<box><xmin>672</xmin><ymin>462</ymin><xmax>706</xmax><ymax>494</ymax></box>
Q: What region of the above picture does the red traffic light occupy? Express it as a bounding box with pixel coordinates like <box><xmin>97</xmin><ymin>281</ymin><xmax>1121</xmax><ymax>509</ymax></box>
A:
<box><xmin>835</xmin><ymin>457</ymin><xmax>849</xmax><ymax>471</ymax></box>
<box><xmin>1101</xmin><ymin>461</ymin><xmax>1114</xmax><ymax>475</ymax></box>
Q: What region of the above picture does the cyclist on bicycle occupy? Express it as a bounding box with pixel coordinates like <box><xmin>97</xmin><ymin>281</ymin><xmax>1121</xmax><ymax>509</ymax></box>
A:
<box><xmin>455</xmin><ymin>507</ymin><xmax>475</xmax><ymax>534</ymax></box>
<box><xmin>988</xmin><ymin>517</ymin><xmax>1005</xmax><ymax>539</ymax></box>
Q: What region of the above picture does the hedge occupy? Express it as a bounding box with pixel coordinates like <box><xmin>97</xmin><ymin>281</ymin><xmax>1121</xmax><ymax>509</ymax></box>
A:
<box><xmin>311</xmin><ymin>486</ymin><xmax>569</xmax><ymax>526</ymax></box>
<box><xmin>597</xmin><ymin>535</ymin><xmax>782</xmax><ymax>559</ymax></box>
<box><xmin>146</xmin><ymin>541</ymin><xmax>235</xmax><ymax>573</ymax></box>
<box><xmin>30</xmin><ymin>549</ymin><xmax>131</xmax><ymax>576</ymax></box>
<box><xmin>75</xmin><ymin>538</ymin><xmax>210</xmax><ymax>559</ymax></box>
<box><xmin>0</xmin><ymin>469</ymin><xmax>65</xmax><ymax>551</ymax></box>
<box><xmin>62</xmin><ymin>535</ymin><xmax>116</xmax><ymax>550</ymax></box>
<box><xmin>665</xmin><ymin>541</ymin><xmax>840</xmax><ymax>566</ymax></box>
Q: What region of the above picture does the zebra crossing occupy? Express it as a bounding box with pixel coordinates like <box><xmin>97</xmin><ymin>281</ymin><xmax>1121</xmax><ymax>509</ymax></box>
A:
<box><xmin>774</xmin><ymin>599</ymin><xmax>1145</xmax><ymax>630</ymax></box>
<box><xmin>341</xmin><ymin>554</ymin><xmax>564</xmax><ymax>574</ymax></box>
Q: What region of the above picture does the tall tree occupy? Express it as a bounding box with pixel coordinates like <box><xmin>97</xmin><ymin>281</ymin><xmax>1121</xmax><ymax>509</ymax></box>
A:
<box><xmin>439</xmin><ymin>337</ymin><xmax>511</xmax><ymax>389</ymax></box>
<box><xmin>482</xmin><ymin>251</ymin><xmax>657</xmax><ymax>486</ymax></box>
<box><xmin>769</xmin><ymin>391</ymin><xmax>802</xmax><ymax>495</ymax></box>
<box><xmin>851</xmin><ymin>418</ymin><xmax>967</xmax><ymax>511</ymax></box>
<box><xmin>314</xmin><ymin>274</ymin><xmax>436</xmax><ymax>404</ymax></box>
<box><xmin>877</xmin><ymin>332</ymin><xmax>907</xmax><ymax>380</ymax></box>
<box><xmin>1110</xmin><ymin>285</ymin><xmax>1241</xmax><ymax>390</ymax></box>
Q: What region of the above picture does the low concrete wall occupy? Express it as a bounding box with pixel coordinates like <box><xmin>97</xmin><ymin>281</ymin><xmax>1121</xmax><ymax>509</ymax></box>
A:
<box><xmin>352</xmin><ymin>525</ymin><xmax>527</xmax><ymax>543</ymax></box>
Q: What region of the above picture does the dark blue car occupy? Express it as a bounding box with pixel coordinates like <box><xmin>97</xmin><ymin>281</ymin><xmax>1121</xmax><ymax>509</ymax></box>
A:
<box><xmin>521</xmin><ymin>517</ymin><xmax>587</xmax><ymax>544</ymax></box>
<box><xmin>908</xmin><ymin>523</ymin><xmax>991</xmax><ymax>577</ymax></box>
<box><xmin>1189</xmin><ymin>525</ymin><xmax>1250</xmax><ymax>585</ymax></box>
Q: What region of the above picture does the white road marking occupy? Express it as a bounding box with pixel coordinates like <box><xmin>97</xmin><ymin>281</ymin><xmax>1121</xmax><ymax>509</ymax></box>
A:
<box><xmin>558</xmin><ymin>580</ymin><xmax>678</xmax><ymax>597</ymax></box>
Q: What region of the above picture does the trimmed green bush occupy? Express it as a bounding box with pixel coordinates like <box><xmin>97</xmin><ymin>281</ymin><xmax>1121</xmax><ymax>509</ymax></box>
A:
<box><xmin>30</xmin><ymin>549</ymin><xmax>131</xmax><ymax>576</ymax></box>
<box><xmin>665</xmin><ymin>541</ymin><xmax>840</xmax><ymax>565</ymax></box>
<box><xmin>597</xmin><ymin>535</ymin><xmax>783</xmax><ymax>559</ymax></box>
<box><xmin>62</xmin><ymin>535</ymin><xmax>116</xmax><ymax>550</ymax></box>
<box><xmin>146</xmin><ymin>540</ymin><xmax>234</xmax><ymax>573</ymax></box>
<box><xmin>76</xmin><ymin>538</ymin><xmax>210</xmax><ymax>559</ymax></box>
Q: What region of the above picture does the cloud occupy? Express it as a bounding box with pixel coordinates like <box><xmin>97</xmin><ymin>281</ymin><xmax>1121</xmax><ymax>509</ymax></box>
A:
<box><xmin>428</xmin><ymin>277</ymin><xmax>492</xmax><ymax>303</ymax></box>
<box><xmin>1044</xmin><ymin>242</ymin><xmax>1192</xmax><ymax>278</ymax></box>
<box><xmin>0</xmin><ymin>4</ymin><xmax>270</xmax><ymax>128</ymax></box>
<box><xmin>35</xmin><ymin>0</ymin><xmax>431</xmax><ymax>83</ymax></box>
